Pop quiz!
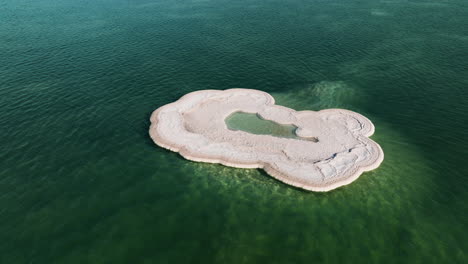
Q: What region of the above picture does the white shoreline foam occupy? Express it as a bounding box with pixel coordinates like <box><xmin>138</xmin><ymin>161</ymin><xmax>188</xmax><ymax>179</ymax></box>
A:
<box><xmin>149</xmin><ymin>88</ymin><xmax>384</xmax><ymax>192</ymax></box>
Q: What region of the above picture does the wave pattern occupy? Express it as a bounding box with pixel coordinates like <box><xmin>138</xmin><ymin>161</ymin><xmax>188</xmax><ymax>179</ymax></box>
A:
<box><xmin>1</xmin><ymin>0</ymin><xmax>467</xmax><ymax>263</ymax></box>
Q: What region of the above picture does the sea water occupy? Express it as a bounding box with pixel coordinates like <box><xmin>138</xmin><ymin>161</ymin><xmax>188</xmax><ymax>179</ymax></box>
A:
<box><xmin>1</xmin><ymin>0</ymin><xmax>467</xmax><ymax>263</ymax></box>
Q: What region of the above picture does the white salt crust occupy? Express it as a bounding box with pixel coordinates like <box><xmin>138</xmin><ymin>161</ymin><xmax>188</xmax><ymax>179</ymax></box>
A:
<box><xmin>149</xmin><ymin>89</ymin><xmax>384</xmax><ymax>192</ymax></box>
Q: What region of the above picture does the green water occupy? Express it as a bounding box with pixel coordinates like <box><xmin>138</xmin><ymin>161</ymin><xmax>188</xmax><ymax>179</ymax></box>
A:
<box><xmin>226</xmin><ymin>112</ymin><xmax>302</xmax><ymax>139</ymax></box>
<box><xmin>1</xmin><ymin>0</ymin><xmax>467</xmax><ymax>263</ymax></box>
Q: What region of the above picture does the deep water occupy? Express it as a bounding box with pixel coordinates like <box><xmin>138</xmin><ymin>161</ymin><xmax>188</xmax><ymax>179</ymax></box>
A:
<box><xmin>1</xmin><ymin>0</ymin><xmax>467</xmax><ymax>263</ymax></box>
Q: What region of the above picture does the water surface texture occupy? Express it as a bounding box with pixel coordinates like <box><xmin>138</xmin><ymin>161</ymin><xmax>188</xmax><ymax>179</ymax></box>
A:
<box><xmin>1</xmin><ymin>0</ymin><xmax>467</xmax><ymax>263</ymax></box>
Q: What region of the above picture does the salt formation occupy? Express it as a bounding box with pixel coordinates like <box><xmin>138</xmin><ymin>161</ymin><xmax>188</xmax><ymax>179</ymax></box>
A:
<box><xmin>149</xmin><ymin>89</ymin><xmax>384</xmax><ymax>191</ymax></box>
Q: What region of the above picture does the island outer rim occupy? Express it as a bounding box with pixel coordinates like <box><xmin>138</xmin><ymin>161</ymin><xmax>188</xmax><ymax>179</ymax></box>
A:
<box><xmin>149</xmin><ymin>88</ymin><xmax>384</xmax><ymax>192</ymax></box>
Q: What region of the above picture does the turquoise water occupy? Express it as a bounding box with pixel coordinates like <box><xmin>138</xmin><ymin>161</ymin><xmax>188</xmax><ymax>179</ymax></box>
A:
<box><xmin>1</xmin><ymin>0</ymin><xmax>467</xmax><ymax>263</ymax></box>
<box><xmin>226</xmin><ymin>112</ymin><xmax>302</xmax><ymax>139</ymax></box>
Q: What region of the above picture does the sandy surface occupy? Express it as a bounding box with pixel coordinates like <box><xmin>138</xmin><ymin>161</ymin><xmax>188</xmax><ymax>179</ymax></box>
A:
<box><xmin>149</xmin><ymin>89</ymin><xmax>384</xmax><ymax>191</ymax></box>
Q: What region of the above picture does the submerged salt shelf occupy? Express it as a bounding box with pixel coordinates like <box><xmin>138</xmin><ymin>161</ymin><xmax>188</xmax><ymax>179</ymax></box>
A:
<box><xmin>149</xmin><ymin>89</ymin><xmax>384</xmax><ymax>191</ymax></box>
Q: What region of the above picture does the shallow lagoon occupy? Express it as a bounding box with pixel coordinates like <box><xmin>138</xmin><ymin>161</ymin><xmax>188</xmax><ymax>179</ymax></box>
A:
<box><xmin>226</xmin><ymin>112</ymin><xmax>301</xmax><ymax>139</ymax></box>
<box><xmin>1</xmin><ymin>0</ymin><xmax>467</xmax><ymax>263</ymax></box>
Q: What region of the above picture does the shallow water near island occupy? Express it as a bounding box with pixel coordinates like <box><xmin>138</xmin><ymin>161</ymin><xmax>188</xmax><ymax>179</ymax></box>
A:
<box><xmin>1</xmin><ymin>0</ymin><xmax>467</xmax><ymax>263</ymax></box>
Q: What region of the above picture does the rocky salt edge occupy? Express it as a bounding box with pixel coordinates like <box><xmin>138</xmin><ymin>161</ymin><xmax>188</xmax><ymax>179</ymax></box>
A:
<box><xmin>149</xmin><ymin>89</ymin><xmax>384</xmax><ymax>192</ymax></box>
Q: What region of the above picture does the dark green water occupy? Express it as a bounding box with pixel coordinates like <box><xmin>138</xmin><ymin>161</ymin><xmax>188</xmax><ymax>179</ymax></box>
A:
<box><xmin>1</xmin><ymin>0</ymin><xmax>467</xmax><ymax>263</ymax></box>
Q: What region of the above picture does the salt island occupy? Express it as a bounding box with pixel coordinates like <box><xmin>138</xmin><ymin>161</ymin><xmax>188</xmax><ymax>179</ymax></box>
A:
<box><xmin>149</xmin><ymin>89</ymin><xmax>384</xmax><ymax>192</ymax></box>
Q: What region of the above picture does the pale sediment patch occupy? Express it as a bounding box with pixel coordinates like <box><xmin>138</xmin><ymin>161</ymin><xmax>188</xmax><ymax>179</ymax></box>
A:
<box><xmin>273</xmin><ymin>81</ymin><xmax>362</xmax><ymax>110</ymax></box>
<box><xmin>149</xmin><ymin>89</ymin><xmax>384</xmax><ymax>191</ymax></box>
<box><xmin>371</xmin><ymin>9</ymin><xmax>391</xmax><ymax>17</ymax></box>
